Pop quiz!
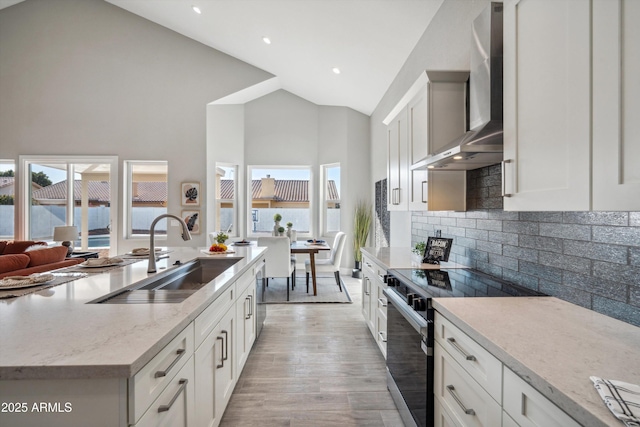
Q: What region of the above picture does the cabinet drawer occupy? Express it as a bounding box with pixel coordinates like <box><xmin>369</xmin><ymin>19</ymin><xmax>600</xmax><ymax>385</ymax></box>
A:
<box><xmin>434</xmin><ymin>313</ymin><xmax>502</xmax><ymax>401</ymax></box>
<box><xmin>434</xmin><ymin>341</ymin><xmax>501</xmax><ymax>427</ymax></box>
<box><xmin>194</xmin><ymin>283</ymin><xmax>236</xmax><ymax>348</ymax></box>
<box><xmin>376</xmin><ymin>281</ymin><xmax>388</xmax><ymax>317</ymax></box>
<box><xmin>376</xmin><ymin>309</ymin><xmax>387</xmax><ymax>357</ymax></box>
<box><xmin>129</xmin><ymin>323</ymin><xmax>194</xmax><ymax>425</ymax></box>
<box><xmin>133</xmin><ymin>355</ymin><xmax>195</xmax><ymax>427</ymax></box>
<box><xmin>434</xmin><ymin>397</ymin><xmax>460</xmax><ymax>427</ymax></box>
<box><xmin>503</xmin><ymin>367</ymin><xmax>580</xmax><ymax>427</ymax></box>
<box><xmin>362</xmin><ymin>256</ymin><xmax>386</xmax><ymax>283</ymax></box>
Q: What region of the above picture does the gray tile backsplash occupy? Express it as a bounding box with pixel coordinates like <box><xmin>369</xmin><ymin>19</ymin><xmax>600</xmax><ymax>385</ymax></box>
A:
<box><xmin>411</xmin><ymin>167</ymin><xmax>640</xmax><ymax>326</ymax></box>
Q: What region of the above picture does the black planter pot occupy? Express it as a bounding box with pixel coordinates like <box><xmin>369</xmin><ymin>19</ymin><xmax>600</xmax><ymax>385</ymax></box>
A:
<box><xmin>352</xmin><ymin>261</ymin><xmax>362</xmax><ymax>278</ymax></box>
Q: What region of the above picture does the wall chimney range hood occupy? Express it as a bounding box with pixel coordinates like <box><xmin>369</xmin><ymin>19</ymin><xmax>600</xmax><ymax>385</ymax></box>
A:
<box><xmin>414</xmin><ymin>2</ymin><xmax>503</xmax><ymax>171</ymax></box>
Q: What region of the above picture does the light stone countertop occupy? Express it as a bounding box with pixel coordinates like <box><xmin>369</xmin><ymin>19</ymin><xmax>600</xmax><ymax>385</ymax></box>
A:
<box><xmin>0</xmin><ymin>246</ymin><xmax>266</xmax><ymax>380</ymax></box>
<box><xmin>434</xmin><ymin>297</ymin><xmax>640</xmax><ymax>427</ymax></box>
<box><xmin>361</xmin><ymin>246</ymin><xmax>468</xmax><ymax>269</ymax></box>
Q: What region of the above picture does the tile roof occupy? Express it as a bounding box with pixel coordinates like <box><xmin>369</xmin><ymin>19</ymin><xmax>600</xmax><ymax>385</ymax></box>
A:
<box><xmin>32</xmin><ymin>180</ymin><xmax>167</xmax><ymax>203</ymax></box>
<box><xmin>0</xmin><ymin>177</ymin><xmax>14</xmax><ymax>188</ymax></box>
<box><xmin>219</xmin><ymin>180</ymin><xmax>339</xmax><ymax>201</ymax></box>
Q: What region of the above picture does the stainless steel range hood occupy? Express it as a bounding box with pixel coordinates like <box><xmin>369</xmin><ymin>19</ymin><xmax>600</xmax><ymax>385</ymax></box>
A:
<box><xmin>415</xmin><ymin>2</ymin><xmax>503</xmax><ymax>171</ymax></box>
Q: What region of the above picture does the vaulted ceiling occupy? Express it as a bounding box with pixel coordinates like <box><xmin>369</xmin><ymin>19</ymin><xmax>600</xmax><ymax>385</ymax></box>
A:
<box><xmin>1</xmin><ymin>0</ymin><xmax>443</xmax><ymax>115</ymax></box>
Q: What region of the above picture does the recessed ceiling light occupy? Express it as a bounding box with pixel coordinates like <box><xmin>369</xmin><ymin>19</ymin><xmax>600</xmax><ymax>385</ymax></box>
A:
<box><xmin>453</xmin><ymin>155</ymin><xmax>463</xmax><ymax>160</ymax></box>
<box><xmin>332</xmin><ymin>67</ymin><xmax>341</xmax><ymax>74</ymax></box>
<box><xmin>192</xmin><ymin>5</ymin><xmax>201</xmax><ymax>14</ymax></box>
<box><xmin>262</xmin><ymin>37</ymin><xmax>271</xmax><ymax>45</ymax></box>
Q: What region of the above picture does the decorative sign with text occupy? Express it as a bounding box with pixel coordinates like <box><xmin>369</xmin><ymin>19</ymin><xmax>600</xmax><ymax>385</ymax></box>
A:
<box><xmin>422</xmin><ymin>237</ymin><xmax>453</xmax><ymax>264</ymax></box>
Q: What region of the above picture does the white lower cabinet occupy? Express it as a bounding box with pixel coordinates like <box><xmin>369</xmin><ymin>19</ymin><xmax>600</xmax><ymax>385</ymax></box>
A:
<box><xmin>133</xmin><ymin>355</ymin><xmax>195</xmax><ymax>427</ymax></box>
<box><xmin>503</xmin><ymin>367</ymin><xmax>581</xmax><ymax>427</ymax></box>
<box><xmin>434</xmin><ymin>312</ymin><xmax>582</xmax><ymax>427</ymax></box>
<box><xmin>194</xmin><ymin>305</ymin><xmax>235</xmax><ymax>427</ymax></box>
<box><xmin>236</xmin><ymin>273</ymin><xmax>256</xmax><ymax>373</ymax></box>
<box><xmin>434</xmin><ymin>341</ymin><xmax>501</xmax><ymax>427</ymax></box>
<box><xmin>361</xmin><ymin>253</ymin><xmax>388</xmax><ymax>357</ymax></box>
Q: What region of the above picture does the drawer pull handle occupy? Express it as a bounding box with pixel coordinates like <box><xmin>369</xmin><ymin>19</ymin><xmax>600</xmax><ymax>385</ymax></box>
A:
<box><xmin>521</xmin><ymin>393</ymin><xmax>527</xmax><ymax>415</ymax></box>
<box><xmin>154</xmin><ymin>348</ymin><xmax>186</xmax><ymax>378</ymax></box>
<box><xmin>157</xmin><ymin>378</ymin><xmax>188</xmax><ymax>413</ymax></box>
<box><xmin>378</xmin><ymin>331</ymin><xmax>387</xmax><ymax>343</ymax></box>
<box><xmin>447</xmin><ymin>337</ymin><xmax>476</xmax><ymax>361</ymax></box>
<box><xmin>216</xmin><ymin>336</ymin><xmax>224</xmax><ymax>368</ymax></box>
<box><xmin>446</xmin><ymin>385</ymin><xmax>476</xmax><ymax>416</ymax></box>
<box><xmin>248</xmin><ymin>294</ymin><xmax>253</xmax><ymax>318</ymax></box>
<box><xmin>364</xmin><ymin>278</ymin><xmax>370</xmax><ymax>296</ymax></box>
<box><xmin>377</xmin><ymin>297</ymin><xmax>387</xmax><ymax>308</ymax></box>
<box><xmin>365</xmin><ymin>262</ymin><xmax>372</xmax><ymax>268</ymax></box>
<box><xmin>222</xmin><ymin>330</ymin><xmax>228</xmax><ymax>362</ymax></box>
<box><xmin>245</xmin><ymin>296</ymin><xmax>251</xmax><ymax>319</ymax></box>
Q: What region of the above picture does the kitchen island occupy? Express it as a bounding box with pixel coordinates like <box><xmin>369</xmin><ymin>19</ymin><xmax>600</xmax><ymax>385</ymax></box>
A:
<box><xmin>0</xmin><ymin>246</ymin><xmax>266</xmax><ymax>427</ymax></box>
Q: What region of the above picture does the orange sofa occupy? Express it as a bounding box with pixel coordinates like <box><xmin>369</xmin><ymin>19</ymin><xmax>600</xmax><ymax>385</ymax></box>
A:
<box><xmin>0</xmin><ymin>241</ymin><xmax>83</xmax><ymax>279</ymax></box>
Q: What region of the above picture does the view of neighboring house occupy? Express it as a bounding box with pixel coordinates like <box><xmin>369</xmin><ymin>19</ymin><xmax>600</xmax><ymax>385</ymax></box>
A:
<box><xmin>30</xmin><ymin>180</ymin><xmax>167</xmax><ymax>207</ymax></box>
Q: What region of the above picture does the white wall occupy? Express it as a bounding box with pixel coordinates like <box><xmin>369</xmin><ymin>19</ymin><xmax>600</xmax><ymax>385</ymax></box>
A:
<box><xmin>207</xmin><ymin>90</ymin><xmax>371</xmax><ymax>268</ymax></box>
<box><xmin>369</xmin><ymin>0</ymin><xmax>490</xmax><ymax>246</ymax></box>
<box><xmin>0</xmin><ymin>0</ymin><xmax>272</xmax><ymax>251</ymax></box>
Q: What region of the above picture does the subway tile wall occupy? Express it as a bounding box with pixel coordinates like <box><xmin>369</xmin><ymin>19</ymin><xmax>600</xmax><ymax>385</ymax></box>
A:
<box><xmin>411</xmin><ymin>165</ymin><xmax>640</xmax><ymax>326</ymax></box>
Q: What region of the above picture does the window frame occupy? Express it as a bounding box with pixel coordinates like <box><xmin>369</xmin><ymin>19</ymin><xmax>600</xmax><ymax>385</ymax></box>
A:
<box><xmin>123</xmin><ymin>160</ymin><xmax>168</xmax><ymax>240</ymax></box>
<box><xmin>214</xmin><ymin>162</ymin><xmax>239</xmax><ymax>238</ymax></box>
<box><xmin>0</xmin><ymin>159</ymin><xmax>16</xmax><ymax>239</ymax></box>
<box><xmin>320</xmin><ymin>163</ymin><xmax>341</xmax><ymax>236</ymax></box>
<box><xmin>246</xmin><ymin>165</ymin><xmax>314</xmax><ymax>238</ymax></box>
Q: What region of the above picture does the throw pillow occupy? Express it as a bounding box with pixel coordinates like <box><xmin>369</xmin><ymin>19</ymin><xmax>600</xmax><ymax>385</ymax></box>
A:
<box><xmin>0</xmin><ymin>254</ymin><xmax>30</xmax><ymax>274</ymax></box>
<box><xmin>26</xmin><ymin>246</ymin><xmax>67</xmax><ymax>267</ymax></box>
<box><xmin>3</xmin><ymin>240</ymin><xmax>47</xmax><ymax>254</ymax></box>
<box><xmin>0</xmin><ymin>241</ymin><xmax>7</xmax><ymax>254</ymax></box>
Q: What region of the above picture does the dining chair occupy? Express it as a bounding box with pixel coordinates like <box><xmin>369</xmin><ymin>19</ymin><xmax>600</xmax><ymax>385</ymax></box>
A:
<box><xmin>257</xmin><ymin>236</ymin><xmax>296</xmax><ymax>300</ymax></box>
<box><xmin>305</xmin><ymin>231</ymin><xmax>346</xmax><ymax>292</ymax></box>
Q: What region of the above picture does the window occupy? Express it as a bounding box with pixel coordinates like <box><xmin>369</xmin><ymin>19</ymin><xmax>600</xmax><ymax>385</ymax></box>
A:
<box><xmin>215</xmin><ymin>164</ymin><xmax>237</xmax><ymax>236</ymax></box>
<box><xmin>321</xmin><ymin>163</ymin><xmax>341</xmax><ymax>234</ymax></box>
<box><xmin>125</xmin><ymin>161</ymin><xmax>168</xmax><ymax>238</ymax></box>
<box><xmin>0</xmin><ymin>160</ymin><xmax>16</xmax><ymax>239</ymax></box>
<box><xmin>247</xmin><ymin>166</ymin><xmax>313</xmax><ymax>237</ymax></box>
<box><xmin>19</xmin><ymin>156</ymin><xmax>118</xmax><ymax>253</ymax></box>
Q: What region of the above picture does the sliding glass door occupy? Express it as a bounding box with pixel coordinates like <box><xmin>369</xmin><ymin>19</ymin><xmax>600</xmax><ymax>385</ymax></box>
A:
<box><xmin>21</xmin><ymin>156</ymin><xmax>118</xmax><ymax>255</ymax></box>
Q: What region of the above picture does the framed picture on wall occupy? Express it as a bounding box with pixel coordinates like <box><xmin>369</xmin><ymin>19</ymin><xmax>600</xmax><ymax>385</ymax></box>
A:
<box><xmin>182</xmin><ymin>210</ymin><xmax>201</xmax><ymax>235</ymax></box>
<box><xmin>181</xmin><ymin>182</ymin><xmax>200</xmax><ymax>206</ymax></box>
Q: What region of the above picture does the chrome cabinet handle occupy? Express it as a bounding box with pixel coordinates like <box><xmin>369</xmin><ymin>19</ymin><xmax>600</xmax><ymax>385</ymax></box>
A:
<box><xmin>365</xmin><ymin>262</ymin><xmax>372</xmax><ymax>268</ymax></box>
<box><xmin>447</xmin><ymin>337</ymin><xmax>476</xmax><ymax>361</ymax></box>
<box><xmin>378</xmin><ymin>297</ymin><xmax>387</xmax><ymax>308</ymax></box>
<box><xmin>245</xmin><ymin>296</ymin><xmax>251</xmax><ymax>319</ymax></box>
<box><xmin>157</xmin><ymin>379</ymin><xmax>188</xmax><ymax>413</ymax></box>
<box><xmin>364</xmin><ymin>278</ymin><xmax>370</xmax><ymax>296</ymax></box>
<box><xmin>248</xmin><ymin>294</ymin><xmax>253</xmax><ymax>318</ymax></box>
<box><xmin>378</xmin><ymin>331</ymin><xmax>387</xmax><ymax>343</ymax></box>
<box><xmin>154</xmin><ymin>348</ymin><xmax>186</xmax><ymax>378</ymax></box>
<box><xmin>446</xmin><ymin>385</ymin><xmax>476</xmax><ymax>416</ymax></box>
<box><xmin>421</xmin><ymin>181</ymin><xmax>427</xmax><ymax>203</ymax></box>
<box><xmin>502</xmin><ymin>159</ymin><xmax>512</xmax><ymax>197</ymax></box>
<box><xmin>216</xmin><ymin>336</ymin><xmax>224</xmax><ymax>369</ymax></box>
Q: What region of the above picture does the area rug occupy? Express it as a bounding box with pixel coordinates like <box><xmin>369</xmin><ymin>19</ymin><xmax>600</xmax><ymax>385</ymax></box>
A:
<box><xmin>263</xmin><ymin>274</ymin><xmax>352</xmax><ymax>304</ymax></box>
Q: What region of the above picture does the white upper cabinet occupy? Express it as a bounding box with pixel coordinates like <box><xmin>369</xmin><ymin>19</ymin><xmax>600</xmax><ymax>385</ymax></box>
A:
<box><xmin>387</xmin><ymin>107</ymin><xmax>409</xmax><ymax>211</ymax></box>
<box><xmin>503</xmin><ymin>0</ymin><xmax>591</xmax><ymax>211</ymax></box>
<box><xmin>592</xmin><ymin>0</ymin><xmax>640</xmax><ymax>210</ymax></box>
<box><xmin>504</xmin><ymin>0</ymin><xmax>640</xmax><ymax>211</ymax></box>
<box><xmin>385</xmin><ymin>71</ymin><xmax>468</xmax><ymax>212</ymax></box>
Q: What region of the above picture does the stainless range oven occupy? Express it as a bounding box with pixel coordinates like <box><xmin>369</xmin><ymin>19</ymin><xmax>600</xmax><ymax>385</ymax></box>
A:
<box><xmin>384</xmin><ymin>268</ymin><xmax>544</xmax><ymax>427</ymax></box>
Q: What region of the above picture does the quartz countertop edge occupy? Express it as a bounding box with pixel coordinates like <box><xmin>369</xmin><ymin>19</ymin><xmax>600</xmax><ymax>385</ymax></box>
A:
<box><xmin>0</xmin><ymin>246</ymin><xmax>266</xmax><ymax>381</ymax></box>
<box><xmin>433</xmin><ymin>297</ymin><xmax>640</xmax><ymax>427</ymax></box>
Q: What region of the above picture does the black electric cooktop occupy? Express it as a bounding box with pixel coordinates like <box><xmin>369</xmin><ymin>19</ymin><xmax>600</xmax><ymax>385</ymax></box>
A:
<box><xmin>387</xmin><ymin>268</ymin><xmax>545</xmax><ymax>300</ymax></box>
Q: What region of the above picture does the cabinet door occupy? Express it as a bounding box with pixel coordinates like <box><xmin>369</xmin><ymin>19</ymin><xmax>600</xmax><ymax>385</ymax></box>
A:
<box><xmin>409</xmin><ymin>169</ymin><xmax>429</xmax><ymax>211</ymax></box>
<box><xmin>194</xmin><ymin>307</ymin><xmax>235</xmax><ymax>427</ymax></box>
<box><xmin>236</xmin><ymin>279</ymin><xmax>256</xmax><ymax>373</ymax></box>
<box><xmin>388</xmin><ymin>108</ymin><xmax>408</xmax><ymax>211</ymax></box>
<box><xmin>592</xmin><ymin>0</ymin><xmax>640</xmax><ymax>210</ymax></box>
<box><xmin>361</xmin><ymin>275</ymin><xmax>374</xmax><ymax>334</ymax></box>
<box><xmin>503</xmin><ymin>0</ymin><xmax>591</xmax><ymax>211</ymax></box>
<box><xmin>134</xmin><ymin>356</ymin><xmax>195</xmax><ymax>427</ymax></box>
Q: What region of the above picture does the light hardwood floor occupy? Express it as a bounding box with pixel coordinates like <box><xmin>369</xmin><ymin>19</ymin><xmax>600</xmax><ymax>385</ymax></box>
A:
<box><xmin>220</xmin><ymin>273</ymin><xmax>403</xmax><ymax>427</ymax></box>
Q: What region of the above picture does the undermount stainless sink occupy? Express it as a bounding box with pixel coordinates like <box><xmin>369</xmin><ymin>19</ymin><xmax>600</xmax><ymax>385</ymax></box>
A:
<box><xmin>92</xmin><ymin>258</ymin><xmax>241</xmax><ymax>304</ymax></box>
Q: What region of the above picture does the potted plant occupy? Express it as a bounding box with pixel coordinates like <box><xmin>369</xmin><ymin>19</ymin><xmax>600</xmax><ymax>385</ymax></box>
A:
<box><xmin>215</xmin><ymin>231</ymin><xmax>229</xmax><ymax>244</ymax></box>
<box><xmin>352</xmin><ymin>200</ymin><xmax>372</xmax><ymax>278</ymax></box>
<box><xmin>412</xmin><ymin>241</ymin><xmax>427</xmax><ymax>263</ymax></box>
<box><xmin>277</xmin><ymin>226</ymin><xmax>285</xmax><ymax>236</ymax></box>
<box><xmin>285</xmin><ymin>222</ymin><xmax>296</xmax><ymax>241</ymax></box>
<box><xmin>273</xmin><ymin>213</ymin><xmax>282</xmax><ymax>236</ymax></box>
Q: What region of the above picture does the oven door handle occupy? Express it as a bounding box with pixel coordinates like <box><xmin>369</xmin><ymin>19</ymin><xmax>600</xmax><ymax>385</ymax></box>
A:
<box><xmin>384</xmin><ymin>288</ymin><xmax>430</xmax><ymax>339</ymax></box>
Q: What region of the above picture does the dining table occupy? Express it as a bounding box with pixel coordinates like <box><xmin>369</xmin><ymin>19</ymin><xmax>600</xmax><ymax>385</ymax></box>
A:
<box><xmin>289</xmin><ymin>241</ymin><xmax>331</xmax><ymax>296</ymax></box>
